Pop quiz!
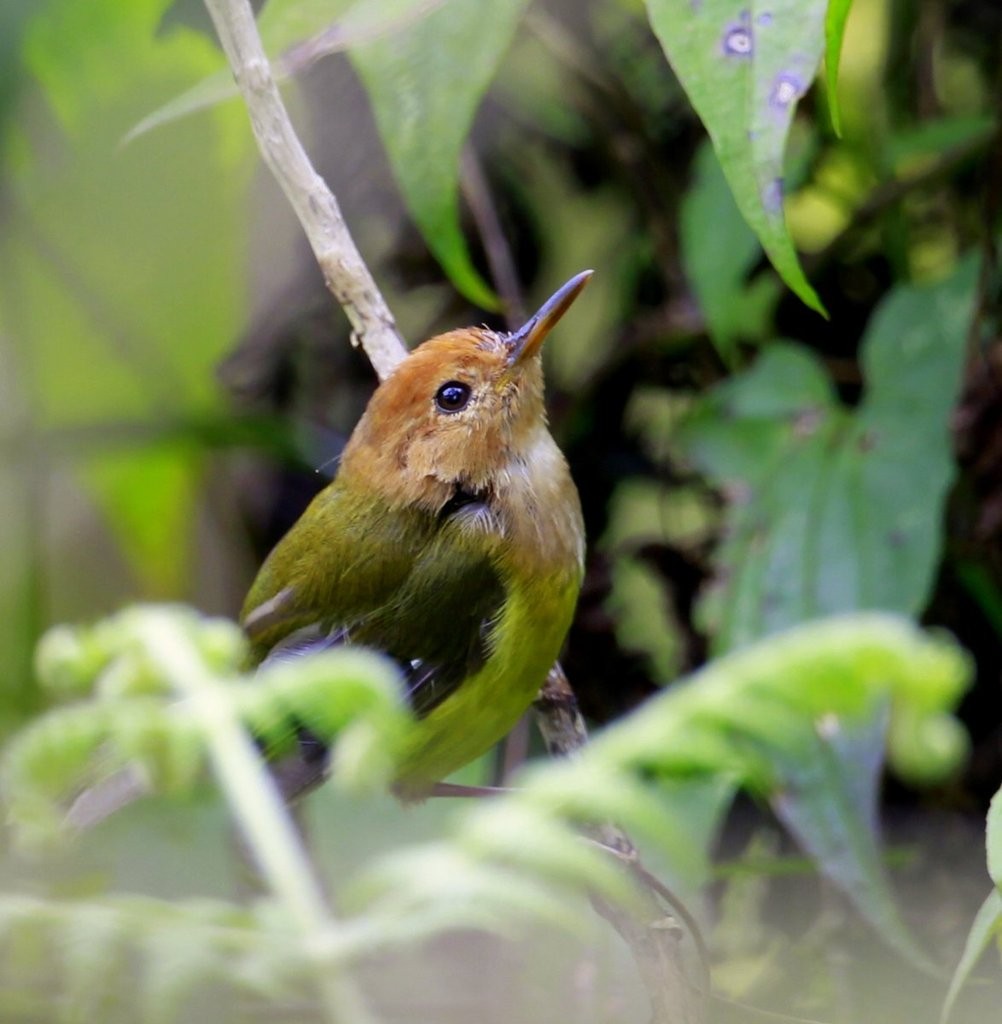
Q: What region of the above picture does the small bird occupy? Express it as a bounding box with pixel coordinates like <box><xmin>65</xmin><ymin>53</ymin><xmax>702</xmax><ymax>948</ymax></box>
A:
<box><xmin>241</xmin><ymin>272</ymin><xmax>591</xmax><ymax>800</ymax></box>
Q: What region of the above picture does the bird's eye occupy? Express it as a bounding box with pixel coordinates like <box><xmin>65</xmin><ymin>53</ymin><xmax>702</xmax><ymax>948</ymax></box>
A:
<box><xmin>435</xmin><ymin>380</ymin><xmax>472</xmax><ymax>413</ymax></box>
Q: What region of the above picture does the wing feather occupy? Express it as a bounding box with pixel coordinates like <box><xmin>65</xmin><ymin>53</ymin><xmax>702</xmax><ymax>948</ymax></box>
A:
<box><xmin>241</xmin><ymin>484</ymin><xmax>506</xmax><ymax>718</ymax></box>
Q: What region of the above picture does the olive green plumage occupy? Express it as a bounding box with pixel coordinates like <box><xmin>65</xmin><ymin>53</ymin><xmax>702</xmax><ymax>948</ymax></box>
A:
<box><xmin>241</xmin><ymin>273</ymin><xmax>591</xmax><ymax>797</ymax></box>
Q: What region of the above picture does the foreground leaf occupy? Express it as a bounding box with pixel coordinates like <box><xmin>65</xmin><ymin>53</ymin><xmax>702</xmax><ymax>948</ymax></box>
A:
<box><xmin>941</xmin><ymin>888</ymin><xmax>1002</xmax><ymax>1024</ymax></box>
<box><xmin>645</xmin><ymin>0</ymin><xmax>826</xmax><ymax>313</ymax></box>
<box><xmin>771</xmin><ymin>708</ymin><xmax>929</xmax><ymax>966</ymax></box>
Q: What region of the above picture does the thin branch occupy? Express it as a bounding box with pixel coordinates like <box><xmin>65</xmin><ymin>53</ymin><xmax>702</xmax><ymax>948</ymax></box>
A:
<box><xmin>535</xmin><ymin>665</ymin><xmax>708</xmax><ymax>1024</ymax></box>
<box><xmin>202</xmin><ymin>0</ymin><xmax>407</xmax><ymax>382</ymax></box>
<box><xmin>461</xmin><ymin>148</ymin><xmax>526</xmax><ymax>330</ymax></box>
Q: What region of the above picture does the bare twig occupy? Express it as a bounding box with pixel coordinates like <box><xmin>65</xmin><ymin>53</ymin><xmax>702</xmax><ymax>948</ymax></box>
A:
<box><xmin>461</xmin><ymin>148</ymin><xmax>526</xmax><ymax>329</ymax></box>
<box><xmin>202</xmin><ymin>0</ymin><xmax>407</xmax><ymax>382</ymax></box>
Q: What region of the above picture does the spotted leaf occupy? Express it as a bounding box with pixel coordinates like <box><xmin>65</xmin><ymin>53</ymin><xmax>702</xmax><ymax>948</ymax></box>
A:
<box><xmin>678</xmin><ymin>260</ymin><xmax>977</xmax><ymax>653</ymax></box>
<box><xmin>645</xmin><ymin>0</ymin><xmax>827</xmax><ymax>314</ymax></box>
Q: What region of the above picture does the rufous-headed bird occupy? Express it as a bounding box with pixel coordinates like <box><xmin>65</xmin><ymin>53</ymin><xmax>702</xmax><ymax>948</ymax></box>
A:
<box><xmin>241</xmin><ymin>271</ymin><xmax>591</xmax><ymax>800</ymax></box>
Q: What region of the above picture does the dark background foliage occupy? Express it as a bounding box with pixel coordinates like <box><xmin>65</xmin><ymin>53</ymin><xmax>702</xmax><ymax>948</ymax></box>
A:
<box><xmin>1</xmin><ymin>0</ymin><xmax>1001</xmax><ymax>1020</ymax></box>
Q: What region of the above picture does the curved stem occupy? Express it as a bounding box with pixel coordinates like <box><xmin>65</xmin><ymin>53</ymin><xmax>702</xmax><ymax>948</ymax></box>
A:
<box><xmin>137</xmin><ymin>612</ymin><xmax>378</xmax><ymax>1024</ymax></box>
<box><xmin>202</xmin><ymin>0</ymin><xmax>408</xmax><ymax>382</ymax></box>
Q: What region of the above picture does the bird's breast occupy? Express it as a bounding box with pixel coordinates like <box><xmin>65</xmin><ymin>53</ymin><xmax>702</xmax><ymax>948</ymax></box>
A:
<box><xmin>491</xmin><ymin>429</ymin><xmax>585</xmax><ymax>581</ymax></box>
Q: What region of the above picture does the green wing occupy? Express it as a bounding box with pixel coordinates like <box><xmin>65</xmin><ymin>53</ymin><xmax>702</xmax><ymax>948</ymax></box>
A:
<box><xmin>240</xmin><ymin>484</ymin><xmax>420</xmax><ymax>661</ymax></box>
<box><xmin>241</xmin><ymin>484</ymin><xmax>505</xmax><ymax>717</ymax></box>
<box><xmin>354</xmin><ymin>526</ymin><xmax>505</xmax><ymax>717</ymax></box>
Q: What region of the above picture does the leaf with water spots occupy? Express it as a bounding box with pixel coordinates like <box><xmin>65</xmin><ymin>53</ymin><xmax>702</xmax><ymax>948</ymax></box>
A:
<box><xmin>678</xmin><ymin>259</ymin><xmax>978</xmax><ymax>653</ymax></box>
<box><xmin>645</xmin><ymin>0</ymin><xmax>826</xmax><ymax>314</ymax></box>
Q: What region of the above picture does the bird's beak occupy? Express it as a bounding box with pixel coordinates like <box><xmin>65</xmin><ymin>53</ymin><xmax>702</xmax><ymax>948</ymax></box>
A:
<box><xmin>506</xmin><ymin>270</ymin><xmax>593</xmax><ymax>366</ymax></box>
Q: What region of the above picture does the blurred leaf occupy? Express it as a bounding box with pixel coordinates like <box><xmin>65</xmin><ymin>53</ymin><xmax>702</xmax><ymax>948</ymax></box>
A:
<box><xmin>639</xmin><ymin>775</ymin><xmax>739</xmax><ymax>888</ymax></box>
<box><xmin>587</xmin><ymin>613</ymin><xmax>969</xmax><ymax>957</ymax></box>
<box><xmin>58</xmin><ymin>904</ymin><xmax>129</xmax><ymax>1023</ymax></box>
<box><xmin>941</xmin><ymin>888</ymin><xmax>1002</xmax><ymax>1024</ymax></box>
<box><xmin>645</xmin><ymin>0</ymin><xmax>826</xmax><ymax>314</ymax></box>
<box><xmin>140</xmin><ymin>921</ymin><xmax>228</xmax><ymax>1024</ymax></box>
<box><xmin>84</xmin><ymin>448</ymin><xmax>197</xmax><ymax>596</ymax></box>
<box><xmin>679</xmin><ymin>259</ymin><xmax>978</xmax><ymax>653</ymax></box>
<box><xmin>607</xmin><ymin>556</ymin><xmax>680</xmax><ymax>684</ymax></box>
<box><xmin>824</xmin><ymin>0</ymin><xmax>853</xmax><ymax>136</ymax></box>
<box><xmin>2</xmin><ymin>607</ymin><xmax>408</xmax><ymax>846</ymax></box>
<box><xmin>886</xmin><ymin>114</ymin><xmax>996</xmax><ymax>170</ymax></box>
<box><xmin>126</xmin><ymin>0</ymin><xmax>446</xmax><ymax>142</ymax></box>
<box><xmin>885</xmin><ymin>700</ymin><xmax>969</xmax><ymax>788</ymax></box>
<box><xmin>680</xmin><ymin>139</ymin><xmax>779</xmax><ymax>361</ymax></box>
<box><xmin>771</xmin><ymin>706</ymin><xmax>929</xmax><ymax>966</ymax></box>
<box><xmin>352</xmin><ymin>0</ymin><xmax>531</xmax><ymax>308</ymax></box>
<box><xmin>591</xmin><ymin>612</ymin><xmax>970</xmax><ymax>782</ymax></box>
<box><xmin>0</xmin><ymin>0</ymin><xmax>35</xmax><ymax>144</ymax></box>
<box><xmin>0</xmin><ymin>0</ymin><xmax>251</xmax><ymax>596</ymax></box>
<box><xmin>989</xmin><ymin>786</ymin><xmax>1002</xmax><ymax>887</ymax></box>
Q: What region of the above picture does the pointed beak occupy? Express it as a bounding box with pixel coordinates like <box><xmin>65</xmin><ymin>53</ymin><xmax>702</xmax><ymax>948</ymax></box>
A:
<box><xmin>506</xmin><ymin>270</ymin><xmax>593</xmax><ymax>366</ymax></box>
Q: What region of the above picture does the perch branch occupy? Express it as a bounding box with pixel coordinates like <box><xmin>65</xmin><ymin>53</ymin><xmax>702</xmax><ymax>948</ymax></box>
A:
<box><xmin>202</xmin><ymin>0</ymin><xmax>407</xmax><ymax>382</ymax></box>
<box><xmin>535</xmin><ymin>666</ymin><xmax>708</xmax><ymax>1024</ymax></box>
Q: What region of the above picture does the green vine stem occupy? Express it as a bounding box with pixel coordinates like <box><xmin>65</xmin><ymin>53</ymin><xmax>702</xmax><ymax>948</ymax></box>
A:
<box><xmin>136</xmin><ymin>611</ymin><xmax>380</xmax><ymax>1024</ymax></box>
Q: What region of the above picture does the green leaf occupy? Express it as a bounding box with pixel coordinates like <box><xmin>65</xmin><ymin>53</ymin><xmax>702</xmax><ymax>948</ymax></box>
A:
<box><xmin>58</xmin><ymin>905</ymin><xmax>129</xmax><ymax>1024</ymax></box>
<box><xmin>941</xmin><ymin>888</ymin><xmax>1002</xmax><ymax>1024</ymax></box>
<box><xmin>126</xmin><ymin>0</ymin><xmax>445</xmax><ymax>142</ymax></box>
<box><xmin>1</xmin><ymin>0</ymin><xmax>251</xmax><ymax>597</ymax></box>
<box><xmin>988</xmin><ymin>786</ymin><xmax>1002</xmax><ymax>887</ymax></box>
<box><xmin>824</xmin><ymin>0</ymin><xmax>854</xmax><ymax>136</ymax></box>
<box><xmin>645</xmin><ymin>0</ymin><xmax>826</xmax><ymax>314</ymax></box>
<box><xmin>83</xmin><ymin>448</ymin><xmax>198</xmax><ymax>597</ymax></box>
<box><xmin>679</xmin><ymin>139</ymin><xmax>779</xmax><ymax>361</ymax></box>
<box><xmin>585</xmin><ymin>614</ymin><xmax>969</xmax><ymax>958</ymax></box>
<box><xmin>352</xmin><ymin>0</ymin><xmax>530</xmax><ymax>308</ymax></box>
<box><xmin>771</xmin><ymin>707</ymin><xmax>930</xmax><ymax>966</ymax></box>
<box><xmin>886</xmin><ymin>114</ymin><xmax>996</xmax><ymax>170</ymax></box>
<box><xmin>678</xmin><ymin>260</ymin><xmax>978</xmax><ymax>654</ymax></box>
<box><xmin>583</xmin><ymin>613</ymin><xmax>969</xmax><ymax>956</ymax></box>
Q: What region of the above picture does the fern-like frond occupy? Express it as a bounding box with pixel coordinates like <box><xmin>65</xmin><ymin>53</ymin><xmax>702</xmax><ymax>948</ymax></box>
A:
<box><xmin>0</xmin><ymin>608</ymin><xmax>972</xmax><ymax>1023</ymax></box>
<box><xmin>3</xmin><ymin>606</ymin><xmax>410</xmax><ymax>847</ymax></box>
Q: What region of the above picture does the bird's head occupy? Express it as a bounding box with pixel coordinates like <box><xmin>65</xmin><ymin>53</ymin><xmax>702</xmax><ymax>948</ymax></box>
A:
<box><xmin>341</xmin><ymin>271</ymin><xmax>592</xmax><ymax>511</ymax></box>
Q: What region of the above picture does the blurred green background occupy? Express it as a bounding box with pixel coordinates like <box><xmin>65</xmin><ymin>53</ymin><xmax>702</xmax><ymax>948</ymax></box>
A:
<box><xmin>1</xmin><ymin>0</ymin><xmax>1001</xmax><ymax>1020</ymax></box>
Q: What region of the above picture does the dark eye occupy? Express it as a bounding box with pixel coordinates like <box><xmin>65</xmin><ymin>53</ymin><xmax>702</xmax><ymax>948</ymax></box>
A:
<box><xmin>435</xmin><ymin>380</ymin><xmax>471</xmax><ymax>413</ymax></box>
